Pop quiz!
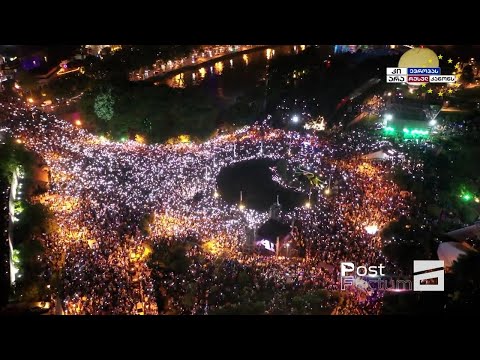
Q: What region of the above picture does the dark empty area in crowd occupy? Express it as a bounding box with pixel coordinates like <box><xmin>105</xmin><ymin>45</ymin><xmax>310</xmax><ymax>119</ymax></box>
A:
<box><xmin>216</xmin><ymin>158</ymin><xmax>305</xmax><ymax>212</ymax></box>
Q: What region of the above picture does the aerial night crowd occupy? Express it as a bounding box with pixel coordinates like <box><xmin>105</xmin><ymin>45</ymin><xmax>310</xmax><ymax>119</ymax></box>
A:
<box><xmin>0</xmin><ymin>94</ymin><xmax>414</xmax><ymax>315</ymax></box>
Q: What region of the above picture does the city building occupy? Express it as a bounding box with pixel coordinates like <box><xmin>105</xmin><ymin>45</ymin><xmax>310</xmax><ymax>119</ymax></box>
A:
<box><xmin>0</xmin><ymin>46</ymin><xmax>20</xmax><ymax>83</ymax></box>
<box><xmin>84</xmin><ymin>45</ymin><xmax>122</xmax><ymax>56</ymax></box>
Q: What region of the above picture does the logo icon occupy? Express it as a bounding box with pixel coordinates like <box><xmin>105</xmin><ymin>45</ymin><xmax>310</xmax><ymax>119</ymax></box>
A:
<box><xmin>413</xmin><ymin>260</ymin><xmax>445</xmax><ymax>291</ymax></box>
<box><xmin>398</xmin><ymin>47</ymin><xmax>439</xmax><ymax>69</ymax></box>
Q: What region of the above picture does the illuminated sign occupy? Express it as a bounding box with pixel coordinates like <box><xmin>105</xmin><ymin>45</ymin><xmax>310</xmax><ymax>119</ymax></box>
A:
<box><xmin>258</xmin><ymin>239</ymin><xmax>275</xmax><ymax>252</ymax></box>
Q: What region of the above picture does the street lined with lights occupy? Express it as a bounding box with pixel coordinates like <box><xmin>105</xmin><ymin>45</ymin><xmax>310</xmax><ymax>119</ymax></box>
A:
<box><xmin>130</xmin><ymin>45</ymin><xmax>265</xmax><ymax>81</ymax></box>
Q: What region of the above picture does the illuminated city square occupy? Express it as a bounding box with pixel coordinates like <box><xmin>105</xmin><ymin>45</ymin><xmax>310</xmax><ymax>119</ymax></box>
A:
<box><xmin>1</xmin><ymin>45</ymin><xmax>480</xmax><ymax>315</ymax></box>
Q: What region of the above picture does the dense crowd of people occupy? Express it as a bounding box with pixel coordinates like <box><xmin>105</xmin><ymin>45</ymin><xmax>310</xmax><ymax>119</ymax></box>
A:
<box><xmin>151</xmin><ymin>237</ymin><xmax>340</xmax><ymax>314</ymax></box>
<box><xmin>0</xmin><ymin>95</ymin><xmax>413</xmax><ymax>315</ymax></box>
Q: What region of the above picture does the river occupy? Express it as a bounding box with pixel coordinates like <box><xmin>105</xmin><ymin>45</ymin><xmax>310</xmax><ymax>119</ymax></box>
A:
<box><xmin>160</xmin><ymin>45</ymin><xmax>396</xmax><ymax>122</ymax></box>
<box><xmin>160</xmin><ymin>46</ymin><xmax>333</xmax><ymax>97</ymax></box>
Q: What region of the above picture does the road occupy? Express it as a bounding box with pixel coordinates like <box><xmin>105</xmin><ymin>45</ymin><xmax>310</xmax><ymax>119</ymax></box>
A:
<box><xmin>41</xmin><ymin>91</ymin><xmax>84</xmax><ymax>113</ymax></box>
<box><xmin>446</xmin><ymin>223</ymin><xmax>480</xmax><ymax>240</ymax></box>
<box><xmin>348</xmin><ymin>112</ymin><xmax>368</xmax><ymax>127</ymax></box>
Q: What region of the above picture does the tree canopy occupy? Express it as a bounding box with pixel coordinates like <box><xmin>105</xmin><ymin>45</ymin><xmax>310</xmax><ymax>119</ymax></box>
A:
<box><xmin>94</xmin><ymin>87</ymin><xmax>115</xmax><ymax>122</ymax></box>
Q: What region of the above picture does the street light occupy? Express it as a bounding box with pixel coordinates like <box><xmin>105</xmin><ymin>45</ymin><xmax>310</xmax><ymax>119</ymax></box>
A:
<box><xmin>291</xmin><ymin>115</ymin><xmax>299</xmax><ymax>123</ymax></box>
<box><xmin>461</xmin><ymin>192</ymin><xmax>473</xmax><ymax>202</ymax></box>
<box><xmin>385</xmin><ymin>114</ymin><xmax>393</xmax><ymax>121</ymax></box>
<box><xmin>239</xmin><ymin>190</ymin><xmax>245</xmax><ymax>210</ymax></box>
<box><xmin>365</xmin><ymin>225</ymin><xmax>379</xmax><ymax>235</ymax></box>
<box><xmin>325</xmin><ymin>173</ymin><xmax>332</xmax><ymax>195</ymax></box>
<box><xmin>213</xmin><ymin>189</ymin><xmax>219</xmax><ymax>198</ymax></box>
<box><xmin>305</xmin><ymin>190</ymin><xmax>312</xmax><ymax>208</ymax></box>
<box><xmin>286</xmin><ymin>243</ymin><xmax>290</xmax><ymax>257</ymax></box>
<box><xmin>429</xmin><ymin>119</ymin><xmax>437</xmax><ymax>126</ymax></box>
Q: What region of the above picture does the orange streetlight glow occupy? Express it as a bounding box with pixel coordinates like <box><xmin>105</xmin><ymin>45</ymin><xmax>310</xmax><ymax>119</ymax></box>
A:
<box><xmin>75</xmin><ymin>120</ymin><xmax>82</xmax><ymax>126</ymax></box>
<box><xmin>365</xmin><ymin>225</ymin><xmax>379</xmax><ymax>235</ymax></box>
<box><xmin>135</xmin><ymin>134</ymin><xmax>146</xmax><ymax>144</ymax></box>
<box><xmin>27</xmin><ymin>98</ymin><xmax>34</xmax><ymax>104</ymax></box>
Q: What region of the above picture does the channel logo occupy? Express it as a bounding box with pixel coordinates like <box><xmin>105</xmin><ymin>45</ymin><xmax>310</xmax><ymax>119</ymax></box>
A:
<box><xmin>386</xmin><ymin>47</ymin><xmax>457</xmax><ymax>86</ymax></box>
<box><xmin>340</xmin><ymin>261</ymin><xmax>444</xmax><ymax>292</ymax></box>
<box><xmin>413</xmin><ymin>260</ymin><xmax>444</xmax><ymax>292</ymax></box>
<box><xmin>386</xmin><ymin>68</ymin><xmax>455</xmax><ymax>85</ymax></box>
<box><xmin>340</xmin><ymin>262</ymin><xmax>386</xmax><ymax>277</ymax></box>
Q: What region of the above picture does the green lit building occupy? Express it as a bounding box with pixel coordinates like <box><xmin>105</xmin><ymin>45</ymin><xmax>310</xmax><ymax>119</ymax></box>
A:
<box><xmin>382</xmin><ymin>109</ymin><xmax>432</xmax><ymax>139</ymax></box>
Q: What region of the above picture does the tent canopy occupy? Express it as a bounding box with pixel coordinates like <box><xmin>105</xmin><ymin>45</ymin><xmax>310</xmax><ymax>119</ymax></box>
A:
<box><xmin>437</xmin><ymin>241</ymin><xmax>475</xmax><ymax>268</ymax></box>
<box><xmin>363</xmin><ymin>150</ymin><xmax>390</xmax><ymax>161</ymax></box>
